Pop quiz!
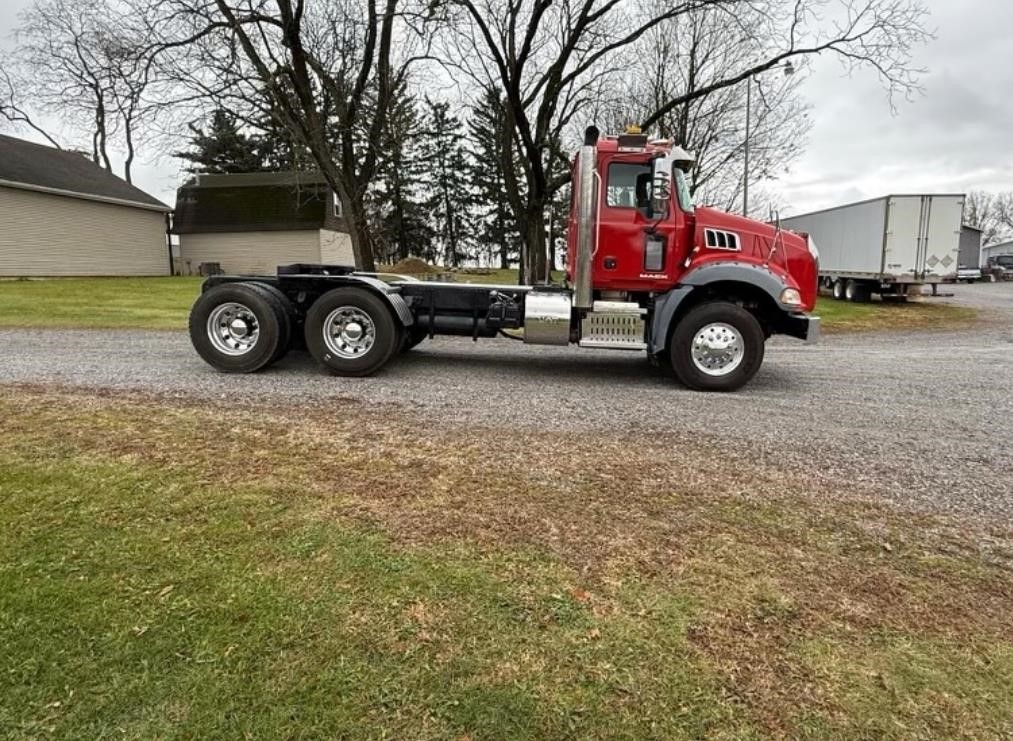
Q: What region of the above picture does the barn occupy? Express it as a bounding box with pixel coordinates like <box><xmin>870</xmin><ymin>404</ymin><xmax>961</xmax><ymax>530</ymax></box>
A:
<box><xmin>172</xmin><ymin>171</ymin><xmax>354</xmax><ymax>275</ymax></box>
<box><xmin>0</xmin><ymin>134</ymin><xmax>171</xmax><ymax>276</ymax></box>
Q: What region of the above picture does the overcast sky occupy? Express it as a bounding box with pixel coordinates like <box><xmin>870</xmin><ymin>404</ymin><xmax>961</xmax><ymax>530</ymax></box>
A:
<box><xmin>2</xmin><ymin>0</ymin><xmax>1011</xmax><ymax>216</ymax></box>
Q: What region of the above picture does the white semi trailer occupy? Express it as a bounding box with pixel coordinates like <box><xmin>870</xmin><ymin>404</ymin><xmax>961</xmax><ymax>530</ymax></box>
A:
<box><xmin>781</xmin><ymin>195</ymin><xmax>965</xmax><ymax>301</ymax></box>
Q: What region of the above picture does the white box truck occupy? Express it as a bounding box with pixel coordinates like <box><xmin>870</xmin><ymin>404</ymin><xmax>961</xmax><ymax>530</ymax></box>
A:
<box><xmin>781</xmin><ymin>194</ymin><xmax>965</xmax><ymax>301</ymax></box>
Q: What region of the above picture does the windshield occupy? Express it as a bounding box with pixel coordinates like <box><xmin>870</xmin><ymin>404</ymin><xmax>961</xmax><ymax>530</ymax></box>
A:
<box><xmin>673</xmin><ymin>167</ymin><xmax>694</xmax><ymax>212</ymax></box>
<box><xmin>996</xmin><ymin>255</ymin><xmax>1013</xmax><ymax>267</ymax></box>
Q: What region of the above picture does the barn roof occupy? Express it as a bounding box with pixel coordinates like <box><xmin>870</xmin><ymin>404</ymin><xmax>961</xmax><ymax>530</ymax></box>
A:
<box><xmin>0</xmin><ymin>134</ymin><xmax>170</xmax><ymax>212</ymax></box>
<box><xmin>172</xmin><ymin>171</ymin><xmax>340</xmax><ymax>234</ymax></box>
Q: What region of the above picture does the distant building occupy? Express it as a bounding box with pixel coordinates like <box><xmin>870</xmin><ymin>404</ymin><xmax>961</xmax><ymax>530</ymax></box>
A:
<box><xmin>959</xmin><ymin>225</ymin><xmax>983</xmax><ymax>268</ymax></box>
<box><xmin>981</xmin><ymin>238</ymin><xmax>1013</xmax><ymax>263</ymax></box>
<box><xmin>0</xmin><ymin>134</ymin><xmax>171</xmax><ymax>276</ymax></box>
<box><xmin>172</xmin><ymin>171</ymin><xmax>353</xmax><ymax>275</ymax></box>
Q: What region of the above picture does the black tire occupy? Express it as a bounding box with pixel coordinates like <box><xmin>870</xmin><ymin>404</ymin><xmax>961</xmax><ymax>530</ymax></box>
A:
<box><xmin>401</xmin><ymin>326</ymin><xmax>429</xmax><ymax>352</ymax></box>
<box><xmin>845</xmin><ymin>279</ymin><xmax>871</xmax><ymax>303</ymax></box>
<box><xmin>244</xmin><ymin>282</ymin><xmax>295</xmax><ymax>362</ymax></box>
<box><xmin>304</xmin><ymin>287</ymin><xmax>399</xmax><ymax>376</ymax></box>
<box><xmin>189</xmin><ymin>283</ymin><xmax>285</xmax><ymax>373</ymax></box>
<box><xmin>832</xmin><ymin>279</ymin><xmax>846</xmax><ymax>301</ymax></box>
<box><xmin>669</xmin><ymin>302</ymin><xmax>765</xmax><ymax>392</ymax></box>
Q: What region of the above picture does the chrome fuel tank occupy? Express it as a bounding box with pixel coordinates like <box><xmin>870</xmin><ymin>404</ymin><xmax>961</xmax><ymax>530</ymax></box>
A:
<box><xmin>523</xmin><ymin>291</ymin><xmax>572</xmax><ymax>346</ymax></box>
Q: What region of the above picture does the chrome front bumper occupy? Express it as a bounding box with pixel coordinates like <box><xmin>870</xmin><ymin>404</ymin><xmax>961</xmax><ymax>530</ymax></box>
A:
<box><xmin>782</xmin><ymin>313</ymin><xmax>820</xmax><ymax>344</ymax></box>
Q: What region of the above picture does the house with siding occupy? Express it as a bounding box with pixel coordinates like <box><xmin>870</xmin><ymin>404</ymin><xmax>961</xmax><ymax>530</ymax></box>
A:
<box><xmin>172</xmin><ymin>171</ymin><xmax>353</xmax><ymax>275</ymax></box>
<box><xmin>0</xmin><ymin>135</ymin><xmax>172</xmax><ymax>276</ymax></box>
<box><xmin>982</xmin><ymin>238</ymin><xmax>1013</xmax><ymax>263</ymax></box>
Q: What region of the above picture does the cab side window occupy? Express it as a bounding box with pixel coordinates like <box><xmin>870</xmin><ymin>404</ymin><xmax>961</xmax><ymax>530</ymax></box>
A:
<box><xmin>606</xmin><ymin>163</ymin><xmax>651</xmax><ymax>208</ymax></box>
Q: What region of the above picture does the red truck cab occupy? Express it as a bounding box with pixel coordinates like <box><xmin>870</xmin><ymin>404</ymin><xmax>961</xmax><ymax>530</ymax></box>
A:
<box><xmin>567</xmin><ymin>133</ymin><xmax>818</xmax><ymax>313</ymax></box>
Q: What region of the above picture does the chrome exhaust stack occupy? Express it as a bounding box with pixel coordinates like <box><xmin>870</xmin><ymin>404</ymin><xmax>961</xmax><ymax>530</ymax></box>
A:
<box><xmin>573</xmin><ymin>126</ymin><xmax>599</xmax><ymax>309</ymax></box>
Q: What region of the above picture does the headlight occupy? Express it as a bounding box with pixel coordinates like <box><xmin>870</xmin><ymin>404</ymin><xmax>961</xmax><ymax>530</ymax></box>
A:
<box><xmin>807</xmin><ymin>236</ymin><xmax>820</xmax><ymax>260</ymax></box>
<box><xmin>780</xmin><ymin>288</ymin><xmax>803</xmax><ymax>307</ymax></box>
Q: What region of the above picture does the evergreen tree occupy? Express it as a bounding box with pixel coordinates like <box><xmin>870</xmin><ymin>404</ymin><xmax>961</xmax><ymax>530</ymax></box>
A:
<box><xmin>175</xmin><ymin>109</ymin><xmax>267</xmax><ymax>174</ymax></box>
<box><xmin>255</xmin><ymin>108</ymin><xmax>313</xmax><ymax>172</ymax></box>
<box><xmin>368</xmin><ymin>81</ymin><xmax>434</xmax><ymax>263</ymax></box>
<box><xmin>420</xmin><ymin>98</ymin><xmax>471</xmax><ymax>268</ymax></box>
<box><xmin>465</xmin><ymin>89</ymin><xmax>522</xmax><ymax>269</ymax></box>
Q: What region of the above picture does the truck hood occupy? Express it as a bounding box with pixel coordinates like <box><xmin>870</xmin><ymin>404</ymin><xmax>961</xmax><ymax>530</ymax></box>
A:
<box><xmin>692</xmin><ymin>206</ymin><xmax>819</xmax><ymax>311</ymax></box>
<box><xmin>693</xmin><ymin>206</ymin><xmax>806</xmax><ymax>250</ymax></box>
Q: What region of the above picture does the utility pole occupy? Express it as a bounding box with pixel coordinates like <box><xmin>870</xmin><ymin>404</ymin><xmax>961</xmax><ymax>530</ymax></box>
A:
<box><xmin>743</xmin><ymin>61</ymin><xmax>795</xmax><ymax>219</ymax></box>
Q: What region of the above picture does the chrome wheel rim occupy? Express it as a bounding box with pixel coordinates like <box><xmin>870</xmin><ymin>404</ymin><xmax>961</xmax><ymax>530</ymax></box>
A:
<box><xmin>691</xmin><ymin>322</ymin><xmax>744</xmax><ymax>376</ymax></box>
<box><xmin>207</xmin><ymin>302</ymin><xmax>260</xmax><ymax>356</ymax></box>
<box><xmin>323</xmin><ymin>306</ymin><xmax>376</xmax><ymax>359</ymax></box>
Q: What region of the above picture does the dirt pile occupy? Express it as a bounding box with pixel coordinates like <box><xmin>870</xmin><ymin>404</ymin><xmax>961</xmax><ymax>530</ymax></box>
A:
<box><xmin>389</xmin><ymin>258</ymin><xmax>437</xmax><ymax>274</ymax></box>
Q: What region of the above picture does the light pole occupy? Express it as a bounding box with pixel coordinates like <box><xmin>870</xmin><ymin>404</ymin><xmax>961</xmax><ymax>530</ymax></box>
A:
<box><xmin>743</xmin><ymin>60</ymin><xmax>794</xmax><ymax>218</ymax></box>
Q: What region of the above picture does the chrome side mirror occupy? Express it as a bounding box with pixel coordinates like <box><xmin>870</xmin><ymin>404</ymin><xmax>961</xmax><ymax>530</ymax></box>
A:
<box><xmin>651</xmin><ymin>157</ymin><xmax>671</xmax><ymax>216</ymax></box>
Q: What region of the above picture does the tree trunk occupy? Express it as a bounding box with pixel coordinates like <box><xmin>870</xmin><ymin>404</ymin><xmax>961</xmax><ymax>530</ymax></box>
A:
<box><xmin>343</xmin><ymin>196</ymin><xmax>377</xmax><ymax>271</ymax></box>
<box><xmin>123</xmin><ymin>121</ymin><xmax>135</xmax><ymax>185</ymax></box>
<box><xmin>523</xmin><ymin>211</ymin><xmax>548</xmax><ymax>284</ymax></box>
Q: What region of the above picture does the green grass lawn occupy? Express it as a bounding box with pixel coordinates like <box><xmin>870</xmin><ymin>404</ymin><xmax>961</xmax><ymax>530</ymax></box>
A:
<box><xmin>1</xmin><ymin>388</ymin><xmax>1011</xmax><ymax>738</ymax></box>
<box><xmin>0</xmin><ymin>277</ymin><xmax>203</xmax><ymax>330</ymax></box>
<box><xmin>815</xmin><ymin>296</ymin><xmax>978</xmax><ymax>333</ymax></box>
<box><xmin>0</xmin><ymin>276</ymin><xmax>976</xmax><ymax>333</ymax></box>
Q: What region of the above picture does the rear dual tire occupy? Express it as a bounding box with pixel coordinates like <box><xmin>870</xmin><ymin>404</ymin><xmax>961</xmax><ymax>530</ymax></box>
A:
<box><xmin>831</xmin><ymin>278</ymin><xmax>872</xmax><ymax>302</ymax></box>
<box><xmin>844</xmin><ymin>279</ymin><xmax>871</xmax><ymax>303</ymax></box>
<box><xmin>189</xmin><ymin>282</ymin><xmax>294</xmax><ymax>373</ymax></box>
<box><xmin>304</xmin><ymin>287</ymin><xmax>400</xmax><ymax>376</ymax></box>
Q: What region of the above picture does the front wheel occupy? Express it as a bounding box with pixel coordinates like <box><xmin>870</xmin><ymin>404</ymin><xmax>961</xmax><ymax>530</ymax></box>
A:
<box><xmin>669</xmin><ymin>302</ymin><xmax>765</xmax><ymax>392</ymax></box>
<box><xmin>304</xmin><ymin>287</ymin><xmax>399</xmax><ymax>376</ymax></box>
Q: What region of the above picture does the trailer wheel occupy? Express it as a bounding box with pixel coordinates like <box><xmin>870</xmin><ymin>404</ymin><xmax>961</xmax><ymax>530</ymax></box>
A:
<box><xmin>244</xmin><ymin>282</ymin><xmax>295</xmax><ymax>362</ymax></box>
<box><xmin>305</xmin><ymin>287</ymin><xmax>399</xmax><ymax>376</ymax></box>
<box><xmin>189</xmin><ymin>283</ymin><xmax>286</xmax><ymax>373</ymax></box>
<box><xmin>669</xmin><ymin>302</ymin><xmax>765</xmax><ymax>392</ymax></box>
<box><xmin>845</xmin><ymin>279</ymin><xmax>871</xmax><ymax>303</ymax></box>
<box><xmin>832</xmin><ymin>279</ymin><xmax>846</xmax><ymax>300</ymax></box>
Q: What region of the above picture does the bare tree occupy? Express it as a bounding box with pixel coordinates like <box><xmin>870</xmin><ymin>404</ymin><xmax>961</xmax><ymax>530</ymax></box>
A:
<box><xmin>141</xmin><ymin>0</ymin><xmax>436</xmax><ymax>271</ymax></box>
<box><xmin>0</xmin><ymin>63</ymin><xmax>65</xmax><ymax>149</ymax></box>
<box><xmin>965</xmin><ymin>191</ymin><xmax>1013</xmax><ymax>246</ymax></box>
<box><xmin>599</xmin><ymin>5</ymin><xmax>811</xmax><ymax>212</ymax></box>
<box><xmin>441</xmin><ymin>0</ymin><xmax>931</xmax><ymax>282</ymax></box>
<box><xmin>2</xmin><ymin>0</ymin><xmax>156</xmax><ymax>183</ymax></box>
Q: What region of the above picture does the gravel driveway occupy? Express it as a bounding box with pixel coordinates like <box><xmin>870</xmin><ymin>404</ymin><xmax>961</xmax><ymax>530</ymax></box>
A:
<box><xmin>2</xmin><ymin>283</ymin><xmax>1012</xmax><ymax>523</ymax></box>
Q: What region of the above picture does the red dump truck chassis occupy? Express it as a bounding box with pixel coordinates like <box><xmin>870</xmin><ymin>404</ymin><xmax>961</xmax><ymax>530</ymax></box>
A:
<box><xmin>189</xmin><ymin>127</ymin><xmax>820</xmax><ymax>391</ymax></box>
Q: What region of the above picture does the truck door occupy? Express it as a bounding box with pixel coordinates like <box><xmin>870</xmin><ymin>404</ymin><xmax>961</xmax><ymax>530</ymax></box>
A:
<box><xmin>595</xmin><ymin>158</ymin><xmax>677</xmax><ymax>290</ymax></box>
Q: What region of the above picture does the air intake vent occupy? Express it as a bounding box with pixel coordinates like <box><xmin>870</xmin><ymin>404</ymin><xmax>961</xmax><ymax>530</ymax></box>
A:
<box><xmin>704</xmin><ymin>229</ymin><xmax>741</xmax><ymax>251</ymax></box>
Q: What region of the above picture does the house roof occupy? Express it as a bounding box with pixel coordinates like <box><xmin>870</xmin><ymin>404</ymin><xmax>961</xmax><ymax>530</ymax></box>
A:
<box><xmin>0</xmin><ymin>134</ymin><xmax>170</xmax><ymax>212</ymax></box>
<box><xmin>188</xmin><ymin>171</ymin><xmax>329</xmax><ymax>188</ymax></box>
<box><xmin>173</xmin><ymin>172</ymin><xmax>340</xmax><ymax>234</ymax></box>
<box><xmin>983</xmin><ymin>239</ymin><xmax>1013</xmax><ymax>250</ymax></box>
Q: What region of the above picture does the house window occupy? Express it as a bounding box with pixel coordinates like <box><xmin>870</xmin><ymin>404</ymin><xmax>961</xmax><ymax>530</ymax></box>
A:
<box><xmin>333</xmin><ymin>192</ymin><xmax>343</xmax><ymax>218</ymax></box>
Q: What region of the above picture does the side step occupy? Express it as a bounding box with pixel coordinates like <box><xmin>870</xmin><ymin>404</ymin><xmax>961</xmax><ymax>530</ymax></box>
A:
<box><xmin>578</xmin><ymin>301</ymin><xmax>647</xmax><ymax>351</ymax></box>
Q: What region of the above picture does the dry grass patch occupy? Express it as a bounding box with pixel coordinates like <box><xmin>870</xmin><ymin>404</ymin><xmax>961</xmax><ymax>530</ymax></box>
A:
<box><xmin>1</xmin><ymin>385</ymin><xmax>1011</xmax><ymax>738</ymax></box>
